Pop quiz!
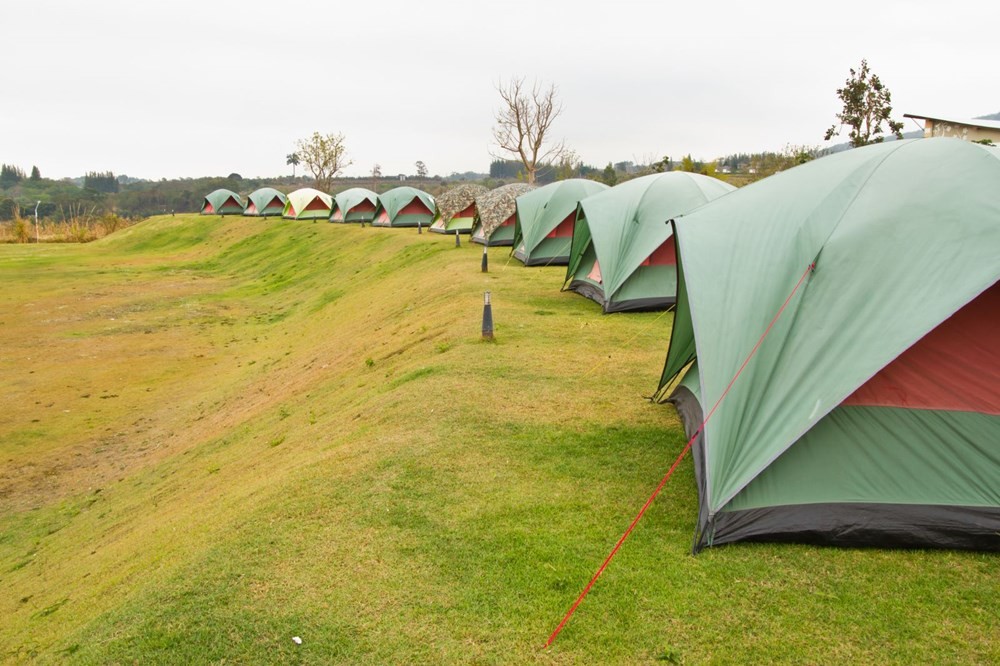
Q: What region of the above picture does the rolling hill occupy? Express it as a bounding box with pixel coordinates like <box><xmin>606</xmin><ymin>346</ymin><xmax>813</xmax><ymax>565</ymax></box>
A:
<box><xmin>0</xmin><ymin>216</ymin><xmax>996</xmax><ymax>663</ymax></box>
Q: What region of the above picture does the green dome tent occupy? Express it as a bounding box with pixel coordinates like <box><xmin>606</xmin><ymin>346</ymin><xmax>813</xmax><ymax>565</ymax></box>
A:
<box><xmin>430</xmin><ymin>184</ymin><xmax>488</xmax><ymax>234</ymax></box>
<box><xmin>655</xmin><ymin>138</ymin><xmax>1000</xmax><ymax>552</ymax></box>
<box><xmin>564</xmin><ymin>172</ymin><xmax>734</xmax><ymax>313</ymax></box>
<box><xmin>201</xmin><ymin>189</ymin><xmax>244</xmax><ymax>215</ymax></box>
<box><xmin>471</xmin><ymin>183</ymin><xmax>536</xmax><ymax>246</ymax></box>
<box><xmin>512</xmin><ymin>179</ymin><xmax>608</xmax><ymax>266</ymax></box>
<box><xmin>371</xmin><ymin>187</ymin><xmax>436</xmax><ymax>228</ymax></box>
<box><xmin>331</xmin><ymin>188</ymin><xmax>378</xmax><ymax>223</ymax></box>
<box><xmin>243</xmin><ymin>188</ymin><xmax>287</xmax><ymax>217</ymax></box>
<box><xmin>283</xmin><ymin>188</ymin><xmax>333</xmax><ymax>220</ymax></box>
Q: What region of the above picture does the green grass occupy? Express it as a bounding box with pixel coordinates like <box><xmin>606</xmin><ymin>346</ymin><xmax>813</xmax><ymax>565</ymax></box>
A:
<box><xmin>0</xmin><ymin>215</ymin><xmax>996</xmax><ymax>664</ymax></box>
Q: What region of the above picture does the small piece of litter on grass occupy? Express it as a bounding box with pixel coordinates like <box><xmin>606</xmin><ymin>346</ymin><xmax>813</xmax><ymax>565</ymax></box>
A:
<box><xmin>292</xmin><ymin>637</ymin><xmax>302</xmax><ymax>645</ymax></box>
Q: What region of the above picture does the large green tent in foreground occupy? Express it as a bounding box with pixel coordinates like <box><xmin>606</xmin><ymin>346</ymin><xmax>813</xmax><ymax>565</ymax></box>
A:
<box><xmin>565</xmin><ymin>172</ymin><xmax>734</xmax><ymax>312</ymax></box>
<box><xmin>201</xmin><ymin>189</ymin><xmax>244</xmax><ymax>215</ymax></box>
<box><xmin>656</xmin><ymin>138</ymin><xmax>1000</xmax><ymax>551</ymax></box>
<box><xmin>371</xmin><ymin>187</ymin><xmax>436</xmax><ymax>228</ymax></box>
<box><xmin>471</xmin><ymin>183</ymin><xmax>536</xmax><ymax>246</ymax></box>
<box><xmin>512</xmin><ymin>179</ymin><xmax>608</xmax><ymax>265</ymax></box>
<box><xmin>283</xmin><ymin>188</ymin><xmax>333</xmax><ymax>220</ymax></box>
<box><xmin>243</xmin><ymin>188</ymin><xmax>287</xmax><ymax>217</ymax></box>
<box><xmin>430</xmin><ymin>184</ymin><xmax>488</xmax><ymax>234</ymax></box>
<box><xmin>331</xmin><ymin>188</ymin><xmax>378</xmax><ymax>223</ymax></box>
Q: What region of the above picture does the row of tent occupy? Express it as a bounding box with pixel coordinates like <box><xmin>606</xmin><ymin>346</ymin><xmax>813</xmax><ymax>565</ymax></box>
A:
<box><xmin>200</xmin><ymin>173</ymin><xmax>735</xmax><ymax>314</ymax></box>
<box><xmin>198</xmin><ymin>138</ymin><xmax>998</xmax><ymax>552</ymax></box>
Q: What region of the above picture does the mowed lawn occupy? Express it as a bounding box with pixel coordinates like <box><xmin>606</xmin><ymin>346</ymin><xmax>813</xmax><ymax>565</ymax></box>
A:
<box><xmin>0</xmin><ymin>215</ymin><xmax>996</xmax><ymax>664</ymax></box>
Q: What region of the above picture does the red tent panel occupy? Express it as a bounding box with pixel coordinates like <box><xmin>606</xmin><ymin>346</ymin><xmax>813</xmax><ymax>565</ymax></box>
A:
<box><xmin>304</xmin><ymin>196</ymin><xmax>330</xmax><ymax>212</ymax></box>
<box><xmin>843</xmin><ymin>281</ymin><xmax>1000</xmax><ymax>415</ymax></box>
<box><xmin>398</xmin><ymin>199</ymin><xmax>432</xmax><ymax>216</ymax></box>
<box><xmin>546</xmin><ymin>212</ymin><xmax>576</xmax><ymax>239</ymax></box>
<box><xmin>350</xmin><ymin>199</ymin><xmax>376</xmax><ymax>213</ymax></box>
<box><xmin>640</xmin><ymin>239</ymin><xmax>677</xmax><ymax>267</ymax></box>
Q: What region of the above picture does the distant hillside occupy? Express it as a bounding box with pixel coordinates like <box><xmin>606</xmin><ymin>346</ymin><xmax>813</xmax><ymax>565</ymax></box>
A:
<box><xmin>976</xmin><ymin>111</ymin><xmax>1000</xmax><ymax>121</ymax></box>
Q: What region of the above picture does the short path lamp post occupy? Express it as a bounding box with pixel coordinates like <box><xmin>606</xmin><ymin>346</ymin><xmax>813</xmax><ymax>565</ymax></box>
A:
<box><xmin>482</xmin><ymin>291</ymin><xmax>494</xmax><ymax>340</ymax></box>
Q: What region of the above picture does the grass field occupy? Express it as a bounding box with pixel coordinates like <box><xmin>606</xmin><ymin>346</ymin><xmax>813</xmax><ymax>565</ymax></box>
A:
<box><xmin>0</xmin><ymin>215</ymin><xmax>996</xmax><ymax>664</ymax></box>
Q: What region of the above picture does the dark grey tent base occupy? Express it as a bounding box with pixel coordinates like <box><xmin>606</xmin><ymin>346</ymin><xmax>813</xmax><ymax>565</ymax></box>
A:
<box><xmin>472</xmin><ymin>237</ymin><xmax>512</xmax><ymax>247</ymax></box>
<box><xmin>428</xmin><ymin>226</ymin><xmax>471</xmax><ymax>235</ymax></box>
<box><xmin>566</xmin><ymin>280</ymin><xmax>675</xmax><ymax>313</ymax></box>
<box><xmin>514</xmin><ymin>248</ymin><xmax>569</xmax><ymax>266</ymax></box>
<box><xmin>668</xmin><ymin>385</ymin><xmax>1000</xmax><ymax>553</ymax></box>
<box><xmin>709</xmin><ymin>502</ymin><xmax>1000</xmax><ymax>551</ymax></box>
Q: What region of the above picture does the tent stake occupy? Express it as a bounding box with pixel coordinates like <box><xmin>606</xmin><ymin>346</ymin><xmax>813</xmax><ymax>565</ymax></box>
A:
<box><xmin>482</xmin><ymin>291</ymin><xmax>493</xmax><ymax>340</ymax></box>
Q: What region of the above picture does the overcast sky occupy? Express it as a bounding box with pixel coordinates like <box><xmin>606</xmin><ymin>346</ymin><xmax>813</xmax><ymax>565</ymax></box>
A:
<box><xmin>3</xmin><ymin>0</ymin><xmax>998</xmax><ymax>180</ymax></box>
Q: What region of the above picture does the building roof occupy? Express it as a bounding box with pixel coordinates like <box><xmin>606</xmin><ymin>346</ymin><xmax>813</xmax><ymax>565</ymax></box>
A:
<box><xmin>904</xmin><ymin>113</ymin><xmax>1000</xmax><ymax>131</ymax></box>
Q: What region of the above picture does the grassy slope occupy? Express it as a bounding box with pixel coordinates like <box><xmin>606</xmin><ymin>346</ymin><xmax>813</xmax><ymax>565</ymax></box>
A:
<box><xmin>0</xmin><ymin>216</ymin><xmax>996</xmax><ymax>664</ymax></box>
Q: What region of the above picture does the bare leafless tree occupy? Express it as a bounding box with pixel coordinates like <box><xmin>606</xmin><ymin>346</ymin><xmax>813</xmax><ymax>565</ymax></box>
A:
<box><xmin>491</xmin><ymin>77</ymin><xmax>566</xmax><ymax>184</ymax></box>
<box><xmin>295</xmin><ymin>132</ymin><xmax>352</xmax><ymax>193</ymax></box>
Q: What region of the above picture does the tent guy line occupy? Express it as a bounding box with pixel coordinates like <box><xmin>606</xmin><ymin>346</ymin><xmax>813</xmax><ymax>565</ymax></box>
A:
<box><xmin>544</xmin><ymin>261</ymin><xmax>816</xmax><ymax>649</ymax></box>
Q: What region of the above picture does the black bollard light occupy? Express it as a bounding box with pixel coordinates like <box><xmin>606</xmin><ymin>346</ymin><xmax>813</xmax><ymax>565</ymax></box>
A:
<box><xmin>482</xmin><ymin>291</ymin><xmax>494</xmax><ymax>340</ymax></box>
<box><xmin>417</xmin><ymin>221</ymin><xmax>422</xmax><ymax>234</ymax></box>
<box><xmin>481</xmin><ymin>246</ymin><xmax>488</xmax><ymax>272</ymax></box>
<box><xmin>455</xmin><ymin>229</ymin><xmax>461</xmax><ymax>247</ymax></box>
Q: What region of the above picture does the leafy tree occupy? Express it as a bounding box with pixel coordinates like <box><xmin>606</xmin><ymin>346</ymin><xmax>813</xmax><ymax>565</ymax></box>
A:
<box><xmin>747</xmin><ymin>145</ymin><xmax>818</xmax><ymax>183</ymax></box>
<box><xmin>825</xmin><ymin>59</ymin><xmax>903</xmax><ymax>147</ymax></box>
<box><xmin>286</xmin><ymin>152</ymin><xmax>300</xmax><ymax>177</ymax></box>
<box><xmin>601</xmin><ymin>162</ymin><xmax>618</xmax><ymax>186</ymax></box>
<box><xmin>227</xmin><ymin>173</ymin><xmax>242</xmax><ymax>181</ymax></box>
<box><xmin>652</xmin><ymin>155</ymin><xmax>672</xmax><ymax>173</ymax></box>
<box><xmin>415</xmin><ymin>161</ymin><xmax>428</xmax><ymax>178</ymax></box>
<box><xmin>295</xmin><ymin>132</ymin><xmax>351</xmax><ymax>192</ymax></box>
<box><xmin>492</xmin><ymin>77</ymin><xmax>565</xmax><ymax>184</ymax></box>
<box><xmin>0</xmin><ymin>164</ymin><xmax>25</xmax><ymax>187</ymax></box>
<box><xmin>30</xmin><ymin>166</ymin><xmax>41</xmax><ymax>181</ymax></box>
<box><xmin>83</xmin><ymin>171</ymin><xmax>119</xmax><ymax>193</ymax></box>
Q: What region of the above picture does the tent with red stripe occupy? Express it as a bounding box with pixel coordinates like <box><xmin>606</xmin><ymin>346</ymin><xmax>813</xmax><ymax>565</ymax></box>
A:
<box><xmin>564</xmin><ymin>172</ymin><xmax>734</xmax><ymax>313</ymax></box>
<box><xmin>331</xmin><ymin>187</ymin><xmax>378</xmax><ymax>223</ymax></box>
<box><xmin>370</xmin><ymin>187</ymin><xmax>436</xmax><ymax>228</ymax></box>
<box><xmin>243</xmin><ymin>188</ymin><xmax>287</xmax><ymax>217</ymax></box>
<box><xmin>201</xmin><ymin>189</ymin><xmax>245</xmax><ymax>215</ymax></box>
<box><xmin>656</xmin><ymin>138</ymin><xmax>1000</xmax><ymax>551</ymax></box>
<box><xmin>512</xmin><ymin>179</ymin><xmax>608</xmax><ymax>266</ymax></box>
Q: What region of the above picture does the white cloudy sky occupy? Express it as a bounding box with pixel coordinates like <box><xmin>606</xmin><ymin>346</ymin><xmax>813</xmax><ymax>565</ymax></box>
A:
<box><xmin>3</xmin><ymin>0</ymin><xmax>998</xmax><ymax>180</ymax></box>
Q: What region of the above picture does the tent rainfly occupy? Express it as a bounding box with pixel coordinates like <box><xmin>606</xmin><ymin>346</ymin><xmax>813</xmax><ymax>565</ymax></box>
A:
<box><xmin>201</xmin><ymin>189</ymin><xmax>245</xmax><ymax>215</ymax></box>
<box><xmin>471</xmin><ymin>183</ymin><xmax>536</xmax><ymax>246</ymax></box>
<box><xmin>331</xmin><ymin>188</ymin><xmax>379</xmax><ymax>223</ymax></box>
<box><xmin>283</xmin><ymin>188</ymin><xmax>333</xmax><ymax>220</ymax></box>
<box><xmin>656</xmin><ymin>138</ymin><xmax>1000</xmax><ymax>552</ymax></box>
<box><xmin>371</xmin><ymin>187</ymin><xmax>436</xmax><ymax>228</ymax></box>
<box><xmin>564</xmin><ymin>172</ymin><xmax>735</xmax><ymax>312</ymax></box>
<box><xmin>513</xmin><ymin>179</ymin><xmax>609</xmax><ymax>265</ymax></box>
<box><xmin>244</xmin><ymin>188</ymin><xmax>287</xmax><ymax>217</ymax></box>
<box><xmin>430</xmin><ymin>184</ymin><xmax>489</xmax><ymax>234</ymax></box>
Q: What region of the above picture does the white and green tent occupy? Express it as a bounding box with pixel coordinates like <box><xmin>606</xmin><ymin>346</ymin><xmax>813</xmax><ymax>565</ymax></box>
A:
<box><xmin>331</xmin><ymin>188</ymin><xmax>378</xmax><ymax>223</ymax></box>
<box><xmin>283</xmin><ymin>188</ymin><xmax>333</xmax><ymax>220</ymax></box>
<box><xmin>565</xmin><ymin>173</ymin><xmax>734</xmax><ymax>312</ymax></box>
<box><xmin>656</xmin><ymin>138</ymin><xmax>1000</xmax><ymax>551</ymax></box>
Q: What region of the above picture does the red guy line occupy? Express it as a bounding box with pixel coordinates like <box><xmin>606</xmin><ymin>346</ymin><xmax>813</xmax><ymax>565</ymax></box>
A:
<box><xmin>544</xmin><ymin>262</ymin><xmax>815</xmax><ymax>649</ymax></box>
